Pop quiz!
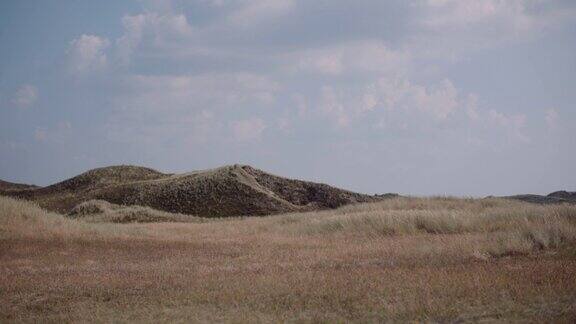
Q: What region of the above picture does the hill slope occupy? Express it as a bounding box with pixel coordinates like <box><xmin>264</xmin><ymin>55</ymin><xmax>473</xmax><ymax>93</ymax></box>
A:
<box><xmin>0</xmin><ymin>179</ymin><xmax>38</xmax><ymax>192</ymax></box>
<box><xmin>1</xmin><ymin>165</ymin><xmax>378</xmax><ymax>217</ymax></box>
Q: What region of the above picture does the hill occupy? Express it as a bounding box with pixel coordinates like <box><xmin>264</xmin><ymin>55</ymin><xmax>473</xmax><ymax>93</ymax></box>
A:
<box><xmin>1</xmin><ymin>164</ymin><xmax>379</xmax><ymax>217</ymax></box>
<box><xmin>502</xmin><ymin>191</ymin><xmax>576</xmax><ymax>205</ymax></box>
<box><xmin>0</xmin><ymin>179</ymin><xmax>38</xmax><ymax>192</ymax></box>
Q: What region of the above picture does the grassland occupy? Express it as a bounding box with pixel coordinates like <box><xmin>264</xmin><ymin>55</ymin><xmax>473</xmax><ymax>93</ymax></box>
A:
<box><xmin>1</xmin><ymin>196</ymin><xmax>576</xmax><ymax>322</ymax></box>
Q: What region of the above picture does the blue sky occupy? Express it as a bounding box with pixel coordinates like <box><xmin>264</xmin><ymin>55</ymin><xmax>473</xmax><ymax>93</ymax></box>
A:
<box><xmin>1</xmin><ymin>0</ymin><xmax>575</xmax><ymax>196</ymax></box>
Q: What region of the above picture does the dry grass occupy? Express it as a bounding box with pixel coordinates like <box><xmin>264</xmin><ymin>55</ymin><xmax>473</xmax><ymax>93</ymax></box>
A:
<box><xmin>1</xmin><ymin>196</ymin><xmax>576</xmax><ymax>322</ymax></box>
<box><xmin>0</xmin><ymin>197</ymin><xmax>140</xmax><ymax>241</ymax></box>
<box><xmin>267</xmin><ymin>197</ymin><xmax>576</xmax><ymax>256</ymax></box>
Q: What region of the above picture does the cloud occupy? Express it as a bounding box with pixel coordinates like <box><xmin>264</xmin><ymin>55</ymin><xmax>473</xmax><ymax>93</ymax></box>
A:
<box><xmin>314</xmin><ymin>77</ymin><xmax>466</xmax><ymax>129</ymax></box>
<box><xmin>30</xmin><ymin>121</ymin><xmax>73</xmax><ymax>144</ymax></box>
<box><xmin>12</xmin><ymin>84</ymin><xmax>38</xmax><ymax>109</ymax></box>
<box><xmin>319</xmin><ymin>86</ymin><xmax>349</xmax><ymax>128</ymax></box>
<box><xmin>67</xmin><ymin>35</ymin><xmax>110</xmax><ymax>74</ymax></box>
<box><xmin>230</xmin><ymin>117</ymin><xmax>266</xmax><ymax>141</ymax></box>
<box><xmin>296</xmin><ymin>51</ymin><xmax>343</xmax><ymax>75</ymax></box>
<box><xmin>545</xmin><ymin>108</ymin><xmax>558</xmax><ymax>129</ymax></box>
<box><xmin>287</xmin><ymin>40</ymin><xmax>410</xmax><ymax>76</ymax></box>
<box><xmin>116</xmin><ymin>72</ymin><xmax>278</xmax><ymax>111</ymax></box>
<box><xmin>422</xmin><ymin>0</ymin><xmax>517</xmax><ymax>27</ymax></box>
<box><xmin>227</xmin><ymin>0</ymin><xmax>295</xmax><ymax>27</ymax></box>
<box><xmin>488</xmin><ymin>109</ymin><xmax>529</xmax><ymax>142</ymax></box>
<box><xmin>116</xmin><ymin>12</ymin><xmax>193</xmax><ymax>64</ymax></box>
<box><xmin>103</xmin><ymin>72</ymin><xmax>278</xmax><ymax>148</ymax></box>
<box><xmin>55</xmin><ymin>0</ymin><xmax>555</xmax><ymax>145</ymax></box>
<box><xmin>412</xmin><ymin>0</ymin><xmax>576</xmax><ymax>58</ymax></box>
<box><xmin>366</xmin><ymin>77</ymin><xmax>459</xmax><ymax>121</ymax></box>
<box><xmin>414</xmin><ymin>79</ymin><xmax>459</xmax><ymax>120</ymax></box>
<box><xmin>465</xmin><ymin>94</ymin><xmax>480</xmax><ymax>120</ymax></box>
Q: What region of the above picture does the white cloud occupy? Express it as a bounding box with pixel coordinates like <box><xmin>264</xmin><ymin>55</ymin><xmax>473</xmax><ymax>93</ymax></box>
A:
<box><xmin>29</xmin><ymin>121</ymin><xmax>73</xmax><ymax>144</ymax></box>
<box><xmin>227</xmin><ymin>0</ymin><xmax>295</xmax><ymax>27</ymax></box>
<box><xmin>423</xmin><ymin>0</ymin><xmax>515</xmax><ymax>27</ymax></box>
<box><xmin>319</xmin><ymin>86</ymin><xmax>349</xmax><ymax>127</ymax></box>
<box><xmin>230</xmin><ymin>117</ymin><xmax>266</xmax><ymax>141</ymax></box>
<box><xmin>103</xmin><ymin>72</ymin><xmax>278</xmax><ymax>147</ymax></box>
<box><xmin>298</xmin><ymin>52</ymin><xmax>343</xmax><ymax>75</ymax></box>
<box><xmin>276</xmin><ymin>117</ymin><xmax>292</xmax><ymax>132</ymax></box>
<box><xmin>361</xmin><ymin>92</ymin><xmax>378</xmax><ymax>113</ymax></box>
<box><xmin>314</xmin><ymin>77</ymin><xmax>463</xmax><ymax>128</ymax></box>
<box><xmin>67</xmin><ymin>35</ymin><xmax>110</xmax><ymax>74</ymax></box>
<box><xmin>117</xmin><ymin>72</ymin><xmax>278</xmax><ymax>112</ymax></box>
<box><xmin>545</xmin><ymin>108</ymin><xmax>558</xmax><ymax>129</ymax></box>
<box><xmin>12</xmin><ymin>84</ymin><xmax>38</xmax><ymax>109</ymax></box>
<box><xmin>57</xmin><ymin>121</ymin><xmax>72</xmax><ymax>131</ymax></box>
<box><xmin>116</xmin><ymin>13</ymin><xmax>193</xmax><ymax>64</ymax></box>
<box><xmin>413</xmin><ymin>0</ymin><xmax>576</xmax><ymax>59</ymax></box>
<box><xmin>288</xmin><ymin>40</ymin><xmax>410</xmax><ymax>76</ymax></box>
<box><xmin>488</xmin><ymin>109</ymin><xmax>529</xmax><ymax>142</ymax></box>
<box><xmin>413</xmin><ymin>79</ymin><xmax>458</xmax><ymax>120</ymax></box>
<box><xmin>465</xmin><ymin>94</ymin><xmax>480</xmax><ymax>120</ymax></box>
<box><xmin>367</xmin><ymin>77</ymin><xmax>459</xmax><ymax>121</ymax></box>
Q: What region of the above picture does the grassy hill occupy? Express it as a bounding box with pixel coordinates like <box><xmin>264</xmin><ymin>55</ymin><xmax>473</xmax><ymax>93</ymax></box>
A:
<box><xmin>1</xmin><ymin>164</ymin><xmax>378</xmax><ymax>217</ymax></box>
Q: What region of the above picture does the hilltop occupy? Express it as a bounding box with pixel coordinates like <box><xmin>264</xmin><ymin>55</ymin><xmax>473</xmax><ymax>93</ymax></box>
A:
<box><xmin>1</xmin><ymin>164</ymin><xmax>379</xmax><ymax>217</ymax></box>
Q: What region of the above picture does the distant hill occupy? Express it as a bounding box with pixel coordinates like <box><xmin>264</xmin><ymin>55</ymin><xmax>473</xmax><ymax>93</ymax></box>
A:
<box><xmin>0</xmin><ymin>179</ymin><xmax>38</xmax><ymax>192</ymax></box>
<box><xmin>500</xmin><ymin>191</ymin><xmax>576</xmax><ymax>205</ymax></box>
<box><xmin>1</xmin><ymin>165</ymin><xmax>380</xmax><ymax>217</ymax></box>
<box><xmin>548</xmin><ymin>191</ymin><xmax>576</xmax><ymax>201</ymax></box>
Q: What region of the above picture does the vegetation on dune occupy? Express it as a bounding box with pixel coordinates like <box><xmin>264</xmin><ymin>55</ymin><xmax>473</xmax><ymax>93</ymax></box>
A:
<box><xmin>3</xmin><ymin>164</ymin><xmax>379</xmax><ymax>217</ymax></box>
<box><xmin>44</xmin><ymin>165</ymin><xmax>168</xmax><ymax>191</ymax></box>
<box><xmin>68</xmin><ymin>200</ymin><xmax>205</xmax><ymax>224</ymax></box>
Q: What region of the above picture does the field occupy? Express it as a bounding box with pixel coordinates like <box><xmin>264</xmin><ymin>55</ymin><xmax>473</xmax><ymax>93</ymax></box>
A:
<box><xmin>1</xmin><ymin>196</ymin><xmax>576</xmax><ymax>322</ymax></box>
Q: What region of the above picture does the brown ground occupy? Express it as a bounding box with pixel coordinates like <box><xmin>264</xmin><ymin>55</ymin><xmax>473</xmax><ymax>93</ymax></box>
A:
<box><xmin>1</xmin><ymin>196</ymin><xmax>576</xmax><ymax>322</ymax></box>
<box><xmin>2</xmin><ymin>235</ymin><xmax>576</xmax><ymax>323</ymax></box>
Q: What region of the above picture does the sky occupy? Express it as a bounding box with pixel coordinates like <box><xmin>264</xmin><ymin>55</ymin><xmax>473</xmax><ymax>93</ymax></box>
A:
<box><xmin>1</xmin><ymin>0</ymin><xmax>575</xmax><ymax>196</ymax></box>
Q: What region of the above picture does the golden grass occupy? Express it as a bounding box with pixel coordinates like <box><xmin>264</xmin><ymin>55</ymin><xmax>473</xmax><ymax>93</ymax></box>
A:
<box><xmin>0</xmin><ymin>197</ymin><xmax>137</xmax><ymax>241</ymax></box>
<box><xmin>265</xmin><ymin>197</ymin><xmax>576</xmax><ymax>256</ymax></box>
<box><xmin>1</xmin><ymin>196</ymin><xmax>576</xmax><ymax>322</ymax></box>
